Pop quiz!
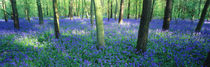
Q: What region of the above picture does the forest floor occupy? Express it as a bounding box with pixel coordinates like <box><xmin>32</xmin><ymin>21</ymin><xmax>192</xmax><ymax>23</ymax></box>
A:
<box><xmin>0</xmin><ymin>17</ymin><xmax>209</xmax><ymax>66</ymax></box>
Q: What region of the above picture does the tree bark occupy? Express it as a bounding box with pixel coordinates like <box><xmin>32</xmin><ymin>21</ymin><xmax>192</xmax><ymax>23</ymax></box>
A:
<box><xmin>108</xmin><ymin>0</ymin><xmax>110</xmax><ymax>21</ymax></box>
<box><xmin>204</xmin><ymin>51</ymin><xmax>210</xmax><ymax>67</ymax></box>
<box><xmin>135</xmin><ymin>0</ymin><xmax>138</xmax><ymax>20</ymax></box>
<box><xmin>69</xmin><ymin>0</ymin><xmax>74</xmax><ymax>20</ymax></box>
<box><xmin>90</xmin><ymin>0</ymin><xmax>94</xmax><ymax>25</ymax></box>
<box><xmin>118</xmin><ymin>0</ymin><xmax>124</xmax><ymax>24</ymax></box>
<box><xmin>136</xmin><ymin>0</ymin><xmax>152</xmax><ymax>53</ymax></box>
<box><xmin>114</xmin><ymin>0</ymin><xmax>118</xmax><ymax>21</ymax></box>
<box><xmin>94</xmin><ymin>0</ymin><xmax>105</xmax><ymax>49</ymax></box>
<box><xmin>127</xmin><ymin>0</ymin><xmax>130</xmax><ymax>19</ymax></box>
<box><xmin>25</xmin><ymin>0</ymin><xmax>30</xmax><ymax>22</ymax></box>
<box><xmin>2</xmin><ymin>0</ymin><xmax>8</xmax><ymax>22</ymax></box>
<box><xmin>53</xmin><ymin>0</ymin><xmax>60</xmax><ymax>39</ymax></box>
<box><xmin>36</xmin><ymin>0</ymin><xmax>44</xmax><ymax>24</ymax></box>
<box><xmin>162</xmin><ymin>0</ymin><xmax>172</xmax><ymax>31</ymax></box>
<box><xmin>110</xmin><ymin>0</ymin><xmax>113</xmax><ymax>18</ymax></box>
<box><xmin>10</xmin><ymin>0</ymin><xmax>19</xmax><ymax>29</ymax></box>
<box><xmin>150</xmin><ymin>0</ymin><xmax>156</xmax><ymax>21</ymax></box>
<box><xmin>195</xmin><ymin>0</ymin><xmax>209</xmax><ymax>32</ymax></box>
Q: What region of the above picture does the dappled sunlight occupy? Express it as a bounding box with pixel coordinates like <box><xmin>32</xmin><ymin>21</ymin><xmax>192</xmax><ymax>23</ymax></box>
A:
<box><xmin>72</xmin><ymin>29</ymin><xmax>90</xmax><ymax>35</ymax></box>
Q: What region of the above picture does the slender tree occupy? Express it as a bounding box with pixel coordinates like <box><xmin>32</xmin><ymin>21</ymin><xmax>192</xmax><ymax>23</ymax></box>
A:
<box><xmin>127</xmin><ymin>0</ymin><xmax>130</xmax><ymax>19</ymax></box>
<box><xmin>90</xmin><ymin>0</ymin><xmax>94</xmax><ymax>25</ymax></box>
<box><xmin>114</xmin><ymin>0</ymin><xmax>118</xmax><ymax>20</ymax></box>
<box><xmin>36</xmin><ymin>0</ymin><xmax>44</xmax><ymax>24</ymax></box>
<box><xmin>10</xmin><ymin>0</ymin><xmax>19</xmax><ymax>29</ymax></box>
<box><xmin>2</xmin><ymin>0</ymin><xmax>8</xmax><ymax>22</ymax></box>
<box><xmin>136</xmin><ymin>0</ymin><xmax>152</xmax><ymax>53</ymax></box>
<box><xmin>118</xmin><ymin>0</ymin><xmax>124</xmax><ymax>24</ymax></box>
<box><xmin>110</xmin><ymin>0</ymin><xmax>113</xmax><ymax>18</ymax></box>
<box><xmin>93</xmin><ymin>0</ymin><xmax>105</xmax><ymax>49</ymax></box>
<box><xmin>162</xmin><ymin>0</ymin><xmax>173</xmax><ymax>31</ymax></box>
<box><xmin>108</xmin><ymin>0</ymin><xmax>110</xmax><ymax>21</ymax></box>
<box><xmin>24</xmin><ymin>0</ymin><xmax>30</xmax><ymax>22</ymax></box>
<box><xmin>69</xmin><ymin>0</ymin><xmax>74</xmax><ymax>20</ymax></box>
<box><xmin>53</xmin><ymin>0</ymin><xmax>60</xmax><ymax>39</ymax></box>
<box><xmin>150</xmin><ymin>0</ymin><xmax>156</xmax><ymax>21</ymax></box>
<box><xmin>195</xmin><ymin>0</ymin><xmax>210</xmax><ymax>32</ymax></box>
<box><xmin>135</xmin><ymin>0</ymin><xmax>138</xmax><ymax>20</ymax></box>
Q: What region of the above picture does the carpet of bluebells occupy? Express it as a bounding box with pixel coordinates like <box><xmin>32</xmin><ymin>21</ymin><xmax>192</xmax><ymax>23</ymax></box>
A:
<box><xmin>0</xmin><ymin>17</ymin><xmax>209</xmax><ymax>67</ymax></box>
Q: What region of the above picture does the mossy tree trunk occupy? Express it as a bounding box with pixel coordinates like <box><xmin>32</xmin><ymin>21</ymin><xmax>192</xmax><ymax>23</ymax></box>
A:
<box><xmin>136</xmin><ymin>0</ymin><xmax>152</xmax><ymax>53</ymax></box>
<box><xmin>118</xmin><ymin>0</ymin><xmax>124</xmax><ymax>24</ymax></box>
<box><xmin>36</xmin><ymin>0</ymin><xmax>44</xmax><ymax>24</ymax></box>
<box><xmin>162</xmin><ymin>0</ymin><xmax>173</xmax><ymax>31</ymax></box>
<box><xmin>114</xmin><ymin>0</ymin><xmax>118</xmax><ymax>21</ymax></box>
<box><xmin>10</xmin><ymin>0</ymin><xmax>19</xmax><ymax>29</ymax></box>
<box><xmin>93</xmin><ymin>0</ymin><xmax>105</xmax><ymax>49</ymax></box>
<box><xmin>53</xmin><ymin>0</ymin><xmax>60</xmax><ymax>39</ymax></box>
<box><xmin>195</xmin><ymin>0</ymin><xmax>209</xmax><ymax>32</ymax></box>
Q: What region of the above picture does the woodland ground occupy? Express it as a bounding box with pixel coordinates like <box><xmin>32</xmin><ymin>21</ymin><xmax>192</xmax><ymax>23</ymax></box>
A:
<box><xmin>0</xmin><ymin>17</ymin><xmax>209</xmax><ymax>66</ymax></box>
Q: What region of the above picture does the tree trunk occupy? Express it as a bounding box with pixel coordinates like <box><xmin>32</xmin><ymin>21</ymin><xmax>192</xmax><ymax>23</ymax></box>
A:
<box><xmin>195</xmin><ymin>0</ymin><xmax>209</xmax><ymax>32</ymax></box>
<box><xmin>81</xmin><ymin>0</ymin><xmax>84</xmax><ymax>19</ymax></box>
<box><xmin>136</xmin><ymin>0</ymin><xmax>152</xmax><ymax>53</ymax></box>
<box><xmin>135</xmin><ymin>0</ymin><xmax>138</xmax><ymax>20</ymax></box>
<box><xmin>138</xmin><ymin>0</ymin><xmax>142</xmax><ymax>19</ymax></box>
<box><xmin>25</xmin><ymin>0</ymin><xmax>30</xmax><ymax>22</ymax></box>
<box><xmin>150</xmin><ymin>0</ymin><xmax>156</xmax><ymax>21</ymax></box>
<box><xmin>127</xmin><ymin>0</ymin><xmax>130</xmax><ymax>19</ymax></box>
<box><xmin>115</xmin><ymin>0</ymin><xmax>118</xmax><ymax>21</ymax></box>
<box><xmin>36</xmin><ymin>0</ymin><xmax>44</xmax><ymax>24</ymax></box>
<box><xmin>10</xmin><ymin>0</ymin><xmax>20</xmax><ymax>29</ymax></box>
<box><xmin>94</xmin><ymin>0</ymin><xmax>105</xmax><ymax>49</ymax></box>
<box><xmin>2</xmin><ymin>0</ymin><xmax>8</xmax><ymax>22</ymax></box>
<box><xmin>204</xmin><ymin>51</ymin><xmax>210</xmax><ymax>67</ymax></box>
<box><xmin>110</xmin><ymin>0</ymin><xmax>113</xmax><ymax>18</ymax></box>
<box><xmin>118</xmin><ymin>0</ymin><xmax>124</xmax><ymax>24</ymax></box>
<box><xmin>53</xmin><ymin>0</ymin><xmax>60</xmax><ymax>39</ymax></box>
<box><xmin>90</xmin><ymin>0</ymin><xmax>94</xmax><ymax>25</ymax></box>
<box><xmin>108</xmin><ymin>0</ymin><xmax>110</xmax><ymax>21</ymax></box>
<box><xmin>162</xmin><ymin>0</ymin><xmax>172</xmax><ymax>31</ymax></box>
<box><xmin>69</xmin><ymin>0</ymin><xmax>74</xmax><ymax>20</ymax></box>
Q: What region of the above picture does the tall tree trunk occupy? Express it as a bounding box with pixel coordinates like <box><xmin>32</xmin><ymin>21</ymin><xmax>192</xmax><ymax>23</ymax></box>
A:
<box><xmin>127</xmin><ymin>0</ymin><xmax>130</xmax><ymax>19</ymax></box>
<box><xmin>204</xmin><ymin>51</ymin><xmax>210</xmax><ymax>67</ymax></box>
<box><xmin>10</xmin><ymin>0</ymin><xmax>19</xmax><ymax>29</ymax></box>
<box><xmin>150</xmin><ymin>0</ymin><xmax>156</xmax><ymax>21</ymax></box>
<box><xmin>135</xmin><ymin>0</ymin><xmax>138</xmax><ymax>20</ymax></box>
<box><xmin>53</xmin><ymin>0</ymin><xmax>60</xmax><ymax>39</ymax></box>
<box><xmin>110</xmin><ymin>0</ymin><xmax>113</xmax><ymax>18</ymax></box>
<box><xmin>162</xmin><ymin>0</ymin><xmax>172</xmax><ymax>31</ymax></box>
<box><xmin>136</xmin><ymin>0</ymin><xmax>152</xmax><ymax>53</ymax></box>
<box><xmin>138</xmin><ymin>0</ymin><xmax>142</xmax><ymax>19</ymax></box>
<box><xmin>25</xmin><ymin>0</ymin><xmax>30</xmax><ymax>22</ymax></box>
<box><xmin>69</xmin><ymin>0</ymin><xmax>74</xmax><ymax>20</ymax></box>
<box><xmin>2</xmin><ymin>0</ymin><xmax>8</xmax><ymax>22</ymax></box>
<box><xmin>36</xmin><ymin>0</ymin><xmax>44</xmax><ymax>24</ymax></box>
<box><xmin>94</xmin><ymin>0</ymin><xmax>105</xmax><ymax>49</ymax></box>
<box><xmin>90</xmin><ymin>0</ymin><xmax>94</xmax><ymax>25</ymax></box>
<box><xmin>81</xmin><ymin>0</ymin><xmax>84</xmax><ymax>19</ymax></box>
<box><xmin>195</xmin><ymin>0</ymin><xmax>209</xmax><ymax>32</ymax></box>
<box><xmin>108</xmin><ymin>0</ymin><xmax>110</xmax><ymax>21</ymax></box>
<box><xmin>115</xmin><ymin>0</ymin><xmax>118</xmax><ymax>21</ymax></box>
<box><xmin>118</xmin><ymin>0</ymin><xmax>124</xmax><ymax>24</ymax></box>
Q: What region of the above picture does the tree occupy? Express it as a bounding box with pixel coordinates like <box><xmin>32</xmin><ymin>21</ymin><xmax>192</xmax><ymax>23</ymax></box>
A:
<box><xmin>136</xmin><ymin>0</ymin><xmax>152</xmax><ymax>53</ymax></box>
<box><xmin>118</xmin><ymin>0</ymin><xmax>124</xmax><ymax>24</ymax></box>
<box><xmin>135</xmin><ymin>0</ymin><xmax>138</xmax><ymax>20</ymax></box>
<box><xmin>53</xmin><ymin>0</ymin><xmax>61</xmax><ymax>39</ymax></box>
<box><xmin>2</xmin><ymin>0</ymin><xmax>8</xmax><ymax>22</ymax></box>
<box><xmin>24</xmin><ymin>0</ymin><xmax>30</xmax><ymax>22</ymax></box>
<box><xmin>110</xmin><ymin>0</ymin><xmax>113</xmax><ymax>18</ymax></box>
<box><xmin>10</xmin><ymin>0</ymin><xmax>19</xmax><ymax>29</ymax></box>
<box><xmin>36</xmin><ymin>0</ymin><xmax>44</xmax><ymax>24</ymax></box>
<box><xmin>93</xmin><ymin>0</ymin><xmax>105</xmax><ymax>49</ymax></box>
<box><xmin>162</xmin><ymin>0</ymin><xmax>172</xmax><ymax>31</ymax></box>
<box><xmin>195</xmin><ymin>0</ymin><xmax>209</xmax><ymax>32</ymax></box>
<box><xmin>69</xmin><ymin>0</ymin><xmax>74</xmax><ymax>20</ymax></box>
<box><xmin>127</xmin><ymin>0</ymin><xmax>130</xmax><ymax>19</ymax></box>
<box><xmin>107</xmin><ymin>0</ymin><xmax>110</xmax><ymax>21</ymax></box>
<box><xmin>114</xmin><ymin>0</ymin><xmax>118</xmax><ymax>20</ymax></box>
<box><xmin>204</xmin><ymin>51</ymin><xmax>210</xmax><ymax>67</ymax></box>
<box><xmin>90</xmin><ymin>0</ymin><xmax>94</xmax><ymax>25</ymax></box>
<box><xmin>150</xmin><ymin>0</ymin><xmax>156</xmax><ymax>21</ymax></box>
